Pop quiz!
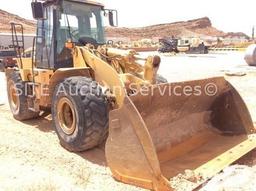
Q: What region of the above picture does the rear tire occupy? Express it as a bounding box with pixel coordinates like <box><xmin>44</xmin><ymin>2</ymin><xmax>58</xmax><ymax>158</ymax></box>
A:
<box><xmin>7</xmin><ymin>71</ymin><xmax>39</xmax><ymax>121</ymax></box>
<box><xmin>52</xmin><ymin>77</ymin><xmax>109</xmax><ymax>152</ymax></box>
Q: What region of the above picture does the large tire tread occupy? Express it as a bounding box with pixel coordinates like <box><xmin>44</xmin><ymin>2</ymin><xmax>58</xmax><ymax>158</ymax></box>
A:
<box><xmin>52</xmin><ymin>76</ymin><xmax>109</xmax><ymax>152</ymax></box>
<box><xmin>7</xmin><ymin>71</ymin><xmax>39</xmax><ymax>121</ymax></box>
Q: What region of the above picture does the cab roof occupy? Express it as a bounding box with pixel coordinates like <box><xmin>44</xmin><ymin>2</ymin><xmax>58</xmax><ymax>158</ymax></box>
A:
<box><xmin>43</xmin><ymin>0</ymin><xmax>104</xmax><ymax>7</ymax></box>
<box><xmin>67</xmin><ymin>0</ymin><xmax>104</xmax><ymax>7</ymax></box>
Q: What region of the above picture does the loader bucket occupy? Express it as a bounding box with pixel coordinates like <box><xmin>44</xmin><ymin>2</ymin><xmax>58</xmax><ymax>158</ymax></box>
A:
<box><xmin>105</xmin><ymin>77</ymin><xmax>256</xmax><ymax>191</ymax></box>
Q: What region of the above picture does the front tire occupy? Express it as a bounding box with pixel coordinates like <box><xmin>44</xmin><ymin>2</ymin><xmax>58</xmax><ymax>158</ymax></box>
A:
<box><xmin>52</xmin><ymin>77</ymin><xmax>109</xmax><ymax>152</ymax></box>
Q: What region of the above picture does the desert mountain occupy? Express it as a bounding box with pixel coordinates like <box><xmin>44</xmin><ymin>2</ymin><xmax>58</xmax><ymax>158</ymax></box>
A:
<box><xmin>106</xmin><ymin>17</ymin><xmax>225</xmax><ymax>39</ymax></box>
<box><xmin>106</xmin><ymin>17</ymin><xmax>249</xmax><ymax>40</ymax></box>
<box><xmin>0</xmin><ymin>9</ymin><xmax>249</xmax><ymax>41</ymax></box>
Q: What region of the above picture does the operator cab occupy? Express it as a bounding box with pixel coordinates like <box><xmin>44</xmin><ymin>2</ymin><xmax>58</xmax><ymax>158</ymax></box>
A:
<box><xmin>32</xmin><ymin>0</ymin><xmax>117</xmax><ymax>69</ymax></box>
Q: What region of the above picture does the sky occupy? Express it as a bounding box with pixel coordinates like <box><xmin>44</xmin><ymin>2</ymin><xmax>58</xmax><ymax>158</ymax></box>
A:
<box><xmin>0</xmin><ymin>0</ymin><xmax>255</xmax><ymax>36</ymax></box>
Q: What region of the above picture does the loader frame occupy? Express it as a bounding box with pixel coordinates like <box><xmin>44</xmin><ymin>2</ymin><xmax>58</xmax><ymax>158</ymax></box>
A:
<box><xmin>5</xmin><ymin>1</ymin><xmax>256</xmax><ymax>191</ymax></box>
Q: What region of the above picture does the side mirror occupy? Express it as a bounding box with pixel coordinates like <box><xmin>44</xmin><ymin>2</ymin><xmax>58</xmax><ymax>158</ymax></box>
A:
<box><xmin>31</xmin><ymin>2</ymin><xmax>45</xmax><ymax>20</ymax></box>
<box><xmin>105</xmin><ymin>9</ymin><xmax>118</xmax><ymax>27</ymax></box>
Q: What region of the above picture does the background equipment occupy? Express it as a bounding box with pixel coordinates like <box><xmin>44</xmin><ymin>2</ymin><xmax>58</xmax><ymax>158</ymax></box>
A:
<box><xmin>159</xmin><ymin>37</ymin><xmax>208</xmax><ymax>54</ymax></box>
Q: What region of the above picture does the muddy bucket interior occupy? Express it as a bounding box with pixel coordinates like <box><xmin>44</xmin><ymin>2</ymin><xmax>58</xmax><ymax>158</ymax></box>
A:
<box><xmin>106</xmin><ymin>77</ymin><xmax>256</xmax><ymax>191</ymax></box>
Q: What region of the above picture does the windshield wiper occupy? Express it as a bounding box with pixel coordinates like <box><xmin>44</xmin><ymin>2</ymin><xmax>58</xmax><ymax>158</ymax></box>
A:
<box><xmin>64</xmin><ymin>12</ymin><xmax>73</xmax><ymax>42</ymax></box>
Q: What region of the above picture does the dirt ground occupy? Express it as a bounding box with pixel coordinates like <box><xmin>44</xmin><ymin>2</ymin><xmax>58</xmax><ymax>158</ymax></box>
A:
<box><xmin>0</xmin><ymin>51</ymin><xmax>256</xmax><ymax>191</ymax></box>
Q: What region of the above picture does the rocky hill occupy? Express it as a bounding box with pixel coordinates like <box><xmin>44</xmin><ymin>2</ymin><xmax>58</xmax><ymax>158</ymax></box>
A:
<box><xmin>106</xmin><ymin>17</ymin><xmax>225</xmax><ymax>40</ymax></box>
<box><xmin>0</xmin><ymin>9</ymin><xmax>36</xmax><ymax>33</ymax></box>
<box><xmin>0</xmin><ymin>9</ymin><xmax>249</xmax><ymax>41</ymax></box>
<box><xmin>106</xmin><ymin>17</ymin><xmax>249</xmax><ymax>40</ymax></box>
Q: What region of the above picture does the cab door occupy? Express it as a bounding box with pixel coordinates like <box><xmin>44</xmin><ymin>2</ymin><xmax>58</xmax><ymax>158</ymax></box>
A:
<box><xmin>35</xmin><ymin>5</ymin><xmax>55</xmax><ymax>69</ymax></box>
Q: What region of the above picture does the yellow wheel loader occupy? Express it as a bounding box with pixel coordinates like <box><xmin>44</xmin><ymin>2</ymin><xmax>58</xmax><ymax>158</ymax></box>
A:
<box><xmin>6</xmin><ymin>0</ymin><xmax>256</xmax><ymax>190</ymax></box>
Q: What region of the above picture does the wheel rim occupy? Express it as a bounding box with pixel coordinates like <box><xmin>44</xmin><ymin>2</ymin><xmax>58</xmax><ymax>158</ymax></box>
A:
<box><xmin>9</xmin><ymin>82</ymin><xmax>19</xmax><ymax>112</ymax></box>
<box><xmin>57</xmin><ymin>97</ymin><xmax>76</xmax><ymax>135</ymax></box>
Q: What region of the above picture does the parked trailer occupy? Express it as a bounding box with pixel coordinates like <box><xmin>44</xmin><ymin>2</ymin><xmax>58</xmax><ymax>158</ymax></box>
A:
<box><xmin>0</xmin><ymin>33</ymin><xmax>35</xmax><ymax>71</ymax></box>
<box><xmin>0</xmin><ymin>33</ymin><xmax>35</xmax><ymax>51</ymax></box>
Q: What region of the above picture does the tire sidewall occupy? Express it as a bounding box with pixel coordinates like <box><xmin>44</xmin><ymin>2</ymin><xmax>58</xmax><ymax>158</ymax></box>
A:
<box><xmin>7</xmin><ymin>73</ymin><xmax>25</xmax><ymax>116</ymax></box>
<box><xmin>52</xmin><ymin>77</ymin><xmax>109</xmax><ymax>151</ymax></box>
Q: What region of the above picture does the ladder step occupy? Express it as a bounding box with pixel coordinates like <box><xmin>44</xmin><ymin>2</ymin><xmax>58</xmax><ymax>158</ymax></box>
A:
<box><xmin>11</xmin><ymin>22</ymin><xmax>25</xmax><ymax>64</ymax></box>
